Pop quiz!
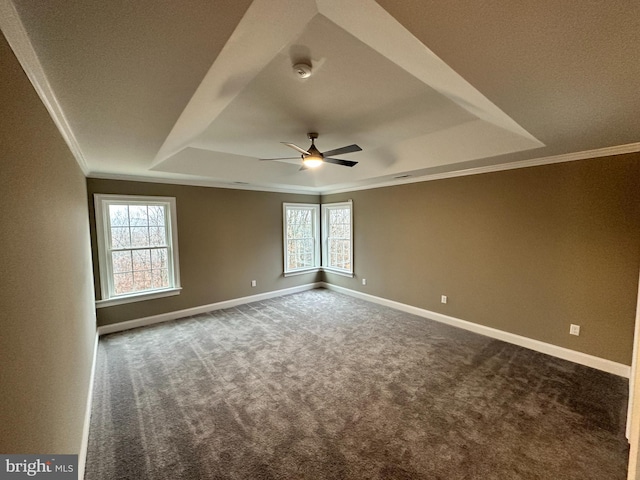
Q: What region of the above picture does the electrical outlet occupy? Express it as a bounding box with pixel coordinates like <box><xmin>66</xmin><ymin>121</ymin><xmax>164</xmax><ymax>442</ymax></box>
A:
<box><xmin>251</xmin><ymin>280</ymin><xmax>257</xmax><ymax>287</ymax></box>
<box><xmin>441</xmin><ymin>295</ymin><xmax>447</xmax><ymax>304</ymax></box>
<box><xmin>570</xmin><ymin>324</ymin><xmax>580</xmax><ymax>336</ymax></box>
<box><xmin>362</xmin><ymin>278</ymin><xmax>367</xmax><ymax>286</ymax></box>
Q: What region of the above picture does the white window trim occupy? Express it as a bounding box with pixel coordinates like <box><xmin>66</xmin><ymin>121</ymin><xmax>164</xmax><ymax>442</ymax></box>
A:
<box><xmin>94</xmin><ymin>194</ymin><xmax>181</xmax><ymax>307</ymax></box>
<box><xmin>283</xmin><ymin>203</ymin><xmax>320</xmax><ymax>275</ymax></box>
<box><xmin>283</xmin><ymin>268</ymin><xmax>322</xmax><ymax>278</ymax></box>
<box><xmin>322</xmin><ymin>200</ymin><xmax>354</xmax><ymax>277</ymax></box>
<box><xmin>95</xmin><ymin>287</ymin><xmax>182</xmax><ymax>308</ymax></box>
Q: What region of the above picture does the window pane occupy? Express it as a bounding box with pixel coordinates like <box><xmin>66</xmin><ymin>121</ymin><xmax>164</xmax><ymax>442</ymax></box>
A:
<box><xmin>303</xmin><ymin>253</ymin><xmax>312</xmax><ymax>267</ymax></box>
<box><xmin>131</xmin><ymin>227</ymin><xmax>150</xmax><ymax>247</ymax></box>
<box><xmin>324</xmin><ymin>205</ymin><xmax>352</xmax><ymax>272</ymax></box>
<box><xmin>287</xmin><ymin>210</ymin><xmax>312</xmax><ymax>239</ymax></box>
<box><xmin>129</xmin><ymin>205</ymin><xmax>148</xmax><ymax>226</ymax></box>
<box><xmin>333</xmin><ymin>239</ymin><xmax>351</xmax><ymax>268</ymax></box>
<box><xmin>303</xmin><ymin>238</ymin><xmax>314</xmax><ymax>256</ymax></box>
<box><xmin>332</xmin><ymin>223</ymin><xmax>346</xmax><ymax>238</ymax></box>
<box><xmin>148</xmin><ymin>205</ymin><xmax>165</xmax><ymax>226</ymax></box>
<box><xmin>287</xmin><ymin>238</ymin><xmax>314</xmax><ymax>270</ymax></box>
<box><xmin>151</xmin><ymin>248</ymin><xmax>168</xmax><ymax>269</ymax></box>
<box><xmin>149</xmin><ymin>226</ymin><xmax>165</xmax><ymax>246</ymax></box>
<box><xmin>111</xmin><ymin>227</ymin><xmax>130</xmax><ymax>248</ymax></box>
<box><xmin>132</xmin><ymin>249</ymin><xmax>151</xmax><ymax>271</ymax></box>
<box><xmin>109</xmin><ymin>205</ymin><xmax>129</xmax><ymax>227</ymax></box>
<box><xmin>112</xmin><ymin>251</ymin><xmax>132</xmax><ymax>273</ymax></box>
<box><xmin>284</xmin><ymin>204</ymin><xmax>318</xmax><ymax>273</ymax></box>
<box><xmin>297</xmin><ymin>239</ymin><xmax>313</xmax><ymax>268</ymax></box>
<box><xmin>286</xmin><ymin>210</ymin><xmax>296</xmax><ymax>234</ymax></box>
<box><xmin>114</xmin><ymin>272</ymin><xmax>134</xmax><ymax>295</ymax></box>
<box><xmin>287</xmin><ymin>239</ymin><xmax>298</xmax><ymax>269</ymax></box>
<box><xmin>133</xmin><ymin>270</ymin><xmax>152</xmax><ymax>291</ymax></box>
<box><xmin>99</xmin><ymin>196</ymin><xmax>179</xmax><ymax>300</ymax></box>
<box><xmin>151</xmin><ymin>268</ymin><xmax>169</xmax><ymax>289</ymax></box>
<box><xmin>329</xmin><ymin>240</ymin><xmax>337</xmax><ymax>266</ymax></box>
<box><xmin>113</xmin><ymin>250</ymin><xmax>162</xmax><ymax>294</ymax></box>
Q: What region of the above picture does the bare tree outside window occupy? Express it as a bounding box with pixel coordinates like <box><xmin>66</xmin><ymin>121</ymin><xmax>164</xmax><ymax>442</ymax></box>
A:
<box><xmin>95</xmin><ymin>194</ymin><xmax>180</xmax><ymax>305</ymax></box>
<box><xmin>327</xmin><ymin>208</ymin><xmax>351</xmax><ymax>270</ymax></box>
<box><xmin>282</xmin><ymin>201</ymin><xmax>353</xmax><ymax>276</ymax></box>
<box><xmin>283</xmin><ymin>204</ymin><xmax>319</xmax><ymax>273</ymax></box>
<box><xmin>322</xmin><ymin>201</ymin><xmax>353</xmax><ymax>275</ymax></box>
<box><xmin>109</xmin><ymin>204</ymin><xmax>170</xmax><ymax>295</ymax></box>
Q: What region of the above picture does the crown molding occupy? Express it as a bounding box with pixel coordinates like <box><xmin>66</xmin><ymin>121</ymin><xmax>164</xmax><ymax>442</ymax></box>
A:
<box><xmin>90</xmin><ymin>141</ymin><xmax>640</xmax><ymax>196</ymax></box>
<box><xmin>321</xmin><ymin>142</ymin><xmax>640</xmax><ymax>195</ymax></box>
<box><xmin>0</xmin><ymin>0</ymin><xmax>89</xmax><ymax>175</ymax></box>
<box><xmin>87</xmin><ymin>172</ymin><xmax>322</xmax><ymax>196</ymax></box>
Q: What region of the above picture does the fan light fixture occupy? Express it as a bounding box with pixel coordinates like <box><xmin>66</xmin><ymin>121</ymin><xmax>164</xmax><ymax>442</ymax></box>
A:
<box><xmin>259</xmin><ymin>132</ymin><xmax>361</xmax><ymax>170</ymax></box>
<box><xmin>302</xmin><ymin>154</ymin><xmax>323</xmax><ymax>168</ymax></box>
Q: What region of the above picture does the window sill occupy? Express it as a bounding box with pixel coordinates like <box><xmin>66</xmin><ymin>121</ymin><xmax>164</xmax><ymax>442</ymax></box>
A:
<box><xmin>283</xmin><ymin>268</ymin><xmax>354</xmax><ymax>278</ymax></box>
<box><xmin>95</xmin><ymin>287</ymin><xmax>182</xmax><ymax>308</ymax></box>
<box><xmin>283</xmin><ymin>268</ymin><xmax>321</xmax><ymax>277</ymax></box>
<box><xmin>322</xmin><ymin>268</ymin><xmax>354</xmax><ymax>278</ymax></box>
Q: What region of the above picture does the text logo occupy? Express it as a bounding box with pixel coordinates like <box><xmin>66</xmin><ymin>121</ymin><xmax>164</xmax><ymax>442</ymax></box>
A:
<box><xmin>0</xmin><ymin>455</ymin><xmax>77</xmax><ymax>479</ymax></box>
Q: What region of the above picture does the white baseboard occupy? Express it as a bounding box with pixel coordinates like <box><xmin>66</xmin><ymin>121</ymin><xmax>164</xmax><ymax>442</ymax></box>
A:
<box><xmin>95</xmin><ymin>281</ymin><xmax>631</xmax><ymax>377</ymax></box>
<box><xmin>77</xmin><ymin>332</ymin><xmax>99</xmax><ymax>480</ymax></box>
<box><xmin>323</xmin><ymin>283</ymin><xmax>631</xmax><ymax>378</ymax></box>
<box><xmin>97</xmin><ymin>282</ymin><xmax>323</xmax><ymax>336</ymax></box>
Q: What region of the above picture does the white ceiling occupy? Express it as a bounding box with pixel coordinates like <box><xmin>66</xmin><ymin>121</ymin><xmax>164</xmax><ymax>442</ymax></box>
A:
<box><xmin>2</xmin><ymin>0</ymin><xmax>639</xmax><ymax>193</ymax></box>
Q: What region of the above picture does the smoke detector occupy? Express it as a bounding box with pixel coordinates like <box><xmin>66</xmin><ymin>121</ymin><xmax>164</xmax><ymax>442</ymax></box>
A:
<box><xmin>293</xmin><ymin>63</ymin><xmax>312</xmax><ymax>79</ymax></box>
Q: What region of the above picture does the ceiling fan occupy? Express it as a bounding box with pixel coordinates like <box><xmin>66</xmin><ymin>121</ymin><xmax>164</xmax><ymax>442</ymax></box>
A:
<box><xmin>260</xmin><ymin>133</ymin><xmax>361</xmax><ymax>169</ymax></box>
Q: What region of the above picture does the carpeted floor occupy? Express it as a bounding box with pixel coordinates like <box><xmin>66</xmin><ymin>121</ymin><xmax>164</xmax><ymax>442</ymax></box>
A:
<box><xmin>85</xmin><ymin>289</ymin><xmax>630</xmax><ymax>479</ymax></box>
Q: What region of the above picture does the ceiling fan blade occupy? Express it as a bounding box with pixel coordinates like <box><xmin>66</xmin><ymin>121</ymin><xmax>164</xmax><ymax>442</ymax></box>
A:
<box><xmin>259</xmin><ymin>156</ymin><xmax>300</xmax><ymax>161</ymax></box>
<box><xmin>324</xmin><ymin>157</ymin><xmax>358</xmax><ymax>167</ymax></box>
<box><xmin>282</xmin><ymin>142</ymin><xmax>310</xmax><ymax>156</ymax></box>
<box><xmin>321</xmin><ymin>144</ymin><xmax>362</xmax><ymax>157</ymax></box>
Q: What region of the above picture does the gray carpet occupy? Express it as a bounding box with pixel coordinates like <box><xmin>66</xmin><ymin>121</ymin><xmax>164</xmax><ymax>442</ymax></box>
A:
<box><xmin>85</xmin><ymin>289</ymin><xmax>629</xmax><ymax>479</ymax></box>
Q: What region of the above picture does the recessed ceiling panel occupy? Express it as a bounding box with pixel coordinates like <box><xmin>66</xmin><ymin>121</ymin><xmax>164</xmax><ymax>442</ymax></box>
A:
<box><xmin>190</xmin><ymin>14</ymin><xmax>476</xmax><ymax>159</ymax></box>
<box><xmin>152</xmin><ymin>0</ymin><xmax>544</xmax><ymax>190</ymax></box>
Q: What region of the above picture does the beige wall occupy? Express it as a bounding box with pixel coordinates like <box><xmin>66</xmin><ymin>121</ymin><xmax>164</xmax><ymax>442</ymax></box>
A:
<box><xmin>86</xmin><ymin>179</ymin><xmax>321</xmax><ymax>326</ymax></box>
<box><xmin>323</xmin><ymin>154</ymin><xmax>640</xmax><ymax>365</ymax></box>
<box><xmin>89</xmin><ymin>156</ymin><xmax>640</xmax><ymax>364</ymax></box>
<box><xmin>0</xmin><ymin>34</ymin><xmax>96</xmax><ymax>453</ymax></box>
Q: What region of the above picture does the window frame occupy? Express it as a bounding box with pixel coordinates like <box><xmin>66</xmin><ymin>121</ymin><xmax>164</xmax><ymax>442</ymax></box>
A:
<box><xmin>282</xmin><ymin>202</ymin><xmax>321</xmax><ymax>276</ymax></box>
<box><xmin>94</xmin><ymin>194</ymin><xmax>181</xmax><ymax>308</ymax></box>
<box><xmin>322</xmin><ymin>200</ymin><xmax>354</xmax><ymax>277</ymax></box>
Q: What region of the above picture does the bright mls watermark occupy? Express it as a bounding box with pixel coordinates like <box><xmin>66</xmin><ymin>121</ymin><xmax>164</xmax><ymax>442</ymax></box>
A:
<box><xmin>0</xmin><ymin>455</ymin><xmax>77</xmax><ymax>479</ymax></box>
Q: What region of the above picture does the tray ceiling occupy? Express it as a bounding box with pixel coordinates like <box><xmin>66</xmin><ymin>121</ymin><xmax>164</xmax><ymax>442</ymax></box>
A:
<box><xmin>2</xmin><ymin>0</ymin><xmax>639</xmax><ymax>193</ymax></box>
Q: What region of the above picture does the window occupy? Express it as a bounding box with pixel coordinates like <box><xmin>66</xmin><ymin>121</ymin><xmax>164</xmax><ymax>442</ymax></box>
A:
<box><xmin>283</xmin><ymin>201</ymin><xmax>354</xmax><ymax>277</ymax></box>
<box><xmin>94</xmin><ymin>194</ymin><xmax>181</xmax><ymax>307</ymax></box>
<box><xmin>322</xmin><ymin>201</ymin><xmax>353</xmax><ymax>276</ymax></box>
<box><xmin>283</xmin><ymin>203</ymin><xmax>320</xmax><ymax>275</ymax></box>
